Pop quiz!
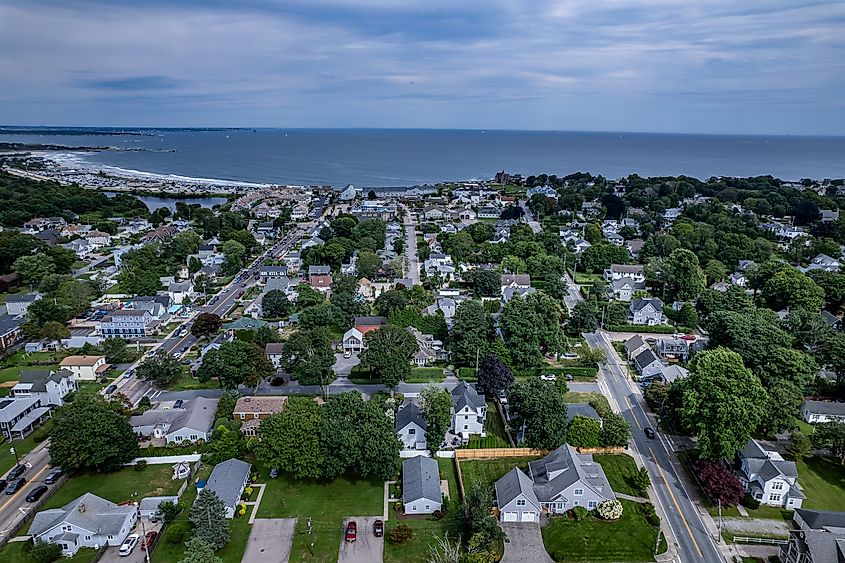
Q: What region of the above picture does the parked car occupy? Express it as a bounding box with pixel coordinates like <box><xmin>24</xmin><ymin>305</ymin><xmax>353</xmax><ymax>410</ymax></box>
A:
<box><xmin>141</xmin><ymin>531</ymin><xmax>158</xmax><ymax>552</ymax></box>
<box><xmin>105</xmin><ymin>384</ymin><xmax>117</xmax><ymax>394</ymax></box>
<box><xmin>26</xmin><ymin>485</ymin><xmax>48</xmax><ymax>502</ymax></box>
<box><xmin>345</xmin><ymin>521</ymin><xmax>357</xmax><ymax>543</ymax></box>
<box><xmin>681</xmin><ymin>334</ymin><xmax>697</xmax><ymax>341</ymax></box>
<box><xmin>174</xmin><ymin>399</ymin><xmax>184</xmax><ymax>408</ymax></box>
<box><xmin>7</xmin><ymin>464</ymin><xmax>26</xmax><ymax>480</ymax></box>
<box><xmin>119</xmin><ymin>534</ymin><xmax>139</xmax><ymax>557</ymax></box>
<box><xmin>178</xmin><ymin>328</ymin><xmax>188</xmax><ymax>337</ymax></box>
<box><xmin>343</xmin><ymin>351</ymin><xmax>352</xmax><ymax>359</ymax></box>
<box><xmin>5</xmin><ymin>478</ymin><xmax>26</xmax><ymax>495</ymax></box>
<box><xmin>564</xmin><ymin>373</ymin><xmax>574</xmax><ymax>381</ymax></box>
<box><xmin>644</xmin><ymin>427</ymin><xmax>656</xmax><ymax>439</ymax></box>
<box><xmin>672</xmin><ymin>333</ymin><xmax>685</xmax><ymax>339</ymax></box>
<box><xmin>539</xmin><ymin>373</ymin><xmax>557</xmax><ymax>382</ymax></box>
<box><xmin>123</xmin><ymin>369</ymin><xmax>133</xmax><ymax>379</ymax></box>
<box><xmin>561</xmin><ymin>353</ymin><xmax>579</xmax><ymax>360</ymax></box>
<box><xmin>44</xmin><ymin>468</ymin><xmax>63</xmax><ymax>484</ymax></box>
<box><xmin>645</xmin><ymin>337</ymin><xmax>657</xmax><ymax>344</ymax></box>
<box><xmin>373</xmin><ymin>519</ymin><xmax>384</xmax><ymax>537</ymax></box>
<box><xmin>0</xmin><ymin>479</ymin><xmax>7</xmax><ymax>492</ymax></box>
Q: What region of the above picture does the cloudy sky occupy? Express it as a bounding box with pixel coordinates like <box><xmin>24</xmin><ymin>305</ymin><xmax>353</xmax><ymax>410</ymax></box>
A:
<box><xmin>1</xmin><ymin>0</ymin><xmax>843</xmax><ymax>134</ymax></box>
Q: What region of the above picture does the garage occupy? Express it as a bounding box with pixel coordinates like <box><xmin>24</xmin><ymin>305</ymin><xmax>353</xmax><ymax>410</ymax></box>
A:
<box><xmin>521</xmin><ymin>512</ymin><xmax>536</xmax><ymax>522</ymax></box>
<box><xmin>503</xmin><ymin>512</ymin><xmax>518</xmax><ymax>522</ymax></box>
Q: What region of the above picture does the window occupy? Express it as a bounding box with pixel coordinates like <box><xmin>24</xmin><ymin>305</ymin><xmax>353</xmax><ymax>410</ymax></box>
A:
<box><xmin>464</xmin><ymin>425</ymin><xmax>468</xmax><ymax>430</ymax></box>
<box><xmin>588</xmin><ymin>501</ymin><xmax>597</xmax><ymax>508</ymax></box>
<box><xmin>425</xmin><ymin>505</ymin><xmax>430</xmax><ymax>511</ymax></box>
<box><xmin>408</xmin><ymin>428</ymin><xmax>415</xmax><ymax>435</ymax></box>
<box><xmin>554</xmin><ymin>502</ymin><xmax>564</xmax><ymax>511</ymax></box>
<box><xmin>240</xmin><ymin>413</ymin><xmax>245</xmax><ymax>420</ymax></box>
<box><xmin>769</xmin><ymin>494</ymin><xmax>782</xmax><ymax>502</ymax></box>
<box><xmin>772</xmin><ymin>482</ymin><xmax>784</xmax><ymax>491</ymax></box>
<box><xmin>516</xmin><ymin>499</ymin><xmax>526</xmax><ymax>506</ymax></box>
<box><xmin>574</xmin><ymin>488</ymin><xmax>584</xmax><ymax>496</ymax></box>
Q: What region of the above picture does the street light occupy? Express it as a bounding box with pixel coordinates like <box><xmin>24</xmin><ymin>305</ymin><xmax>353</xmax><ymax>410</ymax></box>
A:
<box><xmin>133</xmin><ymin>502</ymin><xmax>151</xmax><ymax>563</ymax></box>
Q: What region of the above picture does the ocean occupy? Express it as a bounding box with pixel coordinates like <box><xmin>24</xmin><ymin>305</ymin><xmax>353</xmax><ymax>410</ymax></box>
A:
<box><xmin>1</xmin><ymin>128</ymin><xmax>844</xmax><ymax>187</ymax></box>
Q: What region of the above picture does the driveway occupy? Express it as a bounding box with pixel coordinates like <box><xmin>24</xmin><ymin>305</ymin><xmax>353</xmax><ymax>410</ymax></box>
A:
<box><xmin>333</xmin><ymin>352</ymin><xmax>360</xmax><ymax>377</ymax></box>
<box><xmin>500</xmin><ymin>523</ymin><xmax>553</xmax><ymax>563</ymax></box>
<box><xmin>242</xmin><ymin>518</ymin><xmax>296</xmax><ymax>563</ymax></box>
<box><xmin>99</xmin><ymin>521</ymin><xmax>162</xmax><ymax>563</ymax></box>
<box><xmin>337</xmin><ymin>516</ymin><xmax>384</xmax><ymax>563</ymax></box>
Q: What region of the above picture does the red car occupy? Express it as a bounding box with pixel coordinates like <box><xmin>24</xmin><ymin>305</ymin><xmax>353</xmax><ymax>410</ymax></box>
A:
<box><xmin>345</xmin><ymin>521</ymin><xmax>357</xmax><ymax>543</ymax></box>
<box><xmin>141</xmin><ymin>531</ymin><xmax>158</xmax><ymax>552</ymax></box>
<box><xmin>680</xmin><ymin>334</ymin><xmax>697</xmax><ymax>341</ymax></box>
<box><xmin>373</xmin><ymin>520</ymin><xmax>384</xmax><ymax>537</ymax></box>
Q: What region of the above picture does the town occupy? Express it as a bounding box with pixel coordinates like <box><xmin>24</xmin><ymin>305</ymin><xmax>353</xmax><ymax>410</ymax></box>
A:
<box><xmin>0</xmin><ymin>161</ymin><xmax>844</xmax><ymax>563</ymax></box>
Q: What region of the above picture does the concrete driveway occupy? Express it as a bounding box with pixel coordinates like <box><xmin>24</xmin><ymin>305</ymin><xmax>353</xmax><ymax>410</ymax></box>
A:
<box><xmin>333</xmin><ymin>352</ymin><xmax>361</xmax><ymax>378</ymax></box>
<box><xmin>242</xmin><ymin>518</ymin><xmax>296</xmax><ymax>563</ymax></box>
<box><xmin>337</xmin><ymin>516</ymin><xmax>384</xmax><ymax>563</ymax></box>
<box><xmin>500</xmin><ymin>523</ymin><xmax>553</xmax><ymax>563</ymax></box>
<box><xmin>99</xmin><ymin>521</ymin><xmax>162</xmax><ymax>563</ymax></box>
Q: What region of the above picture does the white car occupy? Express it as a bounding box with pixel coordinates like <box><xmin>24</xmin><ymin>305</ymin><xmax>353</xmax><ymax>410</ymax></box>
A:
<box><xmin>343</xmin><ymin>351</ymin><xmax>352</xmax><ymax>359</ymax></box>
<box><xmin>673</xmin><ymin>333</ymin><xmax>685</xmax><ymax>338</ymax></box>
<box><xmin>118</xmin><ymin>534</ymin><xmax>139</xmax><ymax>557</ymax></box>
<box><xmin>540</xmin><ymin>374</ymin><xmax>557</xmax><ymax>382</ymax></box>
<box><xmin>561</xmin><ymin>353</ymin><xmax>579</xmax><ymax>360</ymax></box>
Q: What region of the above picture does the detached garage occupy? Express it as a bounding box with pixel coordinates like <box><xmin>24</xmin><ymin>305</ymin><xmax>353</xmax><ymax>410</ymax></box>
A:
<box><xmin>495</xmin><ymin>468</ymin><xmax>541</xmax><ymax>523</ymax></box>
<box><xmin>402</xmin><ymin>456</ymin><xmax>443</xmax><ymax>515</ymax></box>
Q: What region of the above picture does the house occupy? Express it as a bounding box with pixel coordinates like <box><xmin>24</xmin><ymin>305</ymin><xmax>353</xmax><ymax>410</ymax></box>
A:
<box><xmin>402</xmin><ymin>456</ymin><xmax>443</xmax><ymax>515</ymax></box>
<box><xmin>233</xmin><ymin>396</ymin><xmax>287</xmax><ymax>437</ymax></box>
<box><xmin>265</xmin><ymin>343</ymin><xmax>283</xmax><ymax>368</ymax></box>
<box><xmin>129</xmin><ymin>397</ymin><xmax>218</xmax><ymax>444</ymax></box>
<box><xmin>308</xmin><ymin>265</ymin><xmax>331</xmax><ymax>278</ymax></box>
<box><xmin>822</xmin><ymin>310</ymin><xmax>843</xmax><ymax>330</ymax></box>
<box><xmin>626</xmin><ymin>239</ymin><xmax>645</xmax><ymax>258</ymax></box>
<box><xmin>633</xmin><ymin>348</ymin><xmax>664</xmax><ymax>379</ymax></box>
<box><xmin>655</xmin><ymin>364</ymin><xmax>689</xmax><ymax>384</ymax></box>
<box><xmin>781</xmin><ymin>508</ymin><xmax>845</xmax><ymax>563</ymax></box>
<box><xmin>12</xmin><ymin>370</ymin><xmax>77</xmax><ymax>406</ymax></box>
<box><xmin>0</xmin><ymin>315</ymin><xmax>24</xmax><ymax>352</ymax></box>
<box><xmin>658</xmin><ymin>337</ymin><xmax>689</xmax><ymax>360</ymax></box>
<box><xmin>99</xmin><ymin>309</ymin><xmax>153</xmax><ymax>339</ymax></box>
<box><xmin>608</xmin><ymin>277</ymin><xmax>645</xmax><ymax>302</ymax></box>
<box><xmin>35</xmin><ymin>229</ymin><xmax>61</xmax><ymax>246</ymax></box>
<box><xmin>662</xmin><ymin>208</ymin><xmax>683</xmax><ymax>223</ymax></box>
<box><xmin>4</xmin><ymin>292</ymin><xmax>42</xmax><ymax>317</ymax></box>
<box><xmin>396</xmin><ymin>401</ymin><xmax>427</xmax><ymax>450</ymax></box>
<box><xmin>629</xmin><ymin>298</ymin><xmax>666</xmax><ymax>326</ymax></box>
<box><xmin>143</xmin><ymin>224</ymin><xmax>178</xmax><ymax>243</ymax></box>
<box><xmin>30</xmin><ymin>493</ymin><xmax>137</xmax><ymax>556</ymax></box>
<box><xmin>451</xmin><ymin>382</ymin><xmax>486</xmax><ymax>439</ymax></box>
<box><xmin>495</xmin><ymin>445</ymin><xmax>616</xmax><ymax>523</ymax></box>
<box><xmin>566</xmin><ymin>403</ymin><xmax>603</xmax><ymax>426</ymax></box>
<box><xmin>477</xmin><ymin>206</ymin><xmax>500</xmax><ymax>219</ymax></box>
<box><xmin>801</xmin><ymin>400</ymin><xmax>845</xmax><ymax>424</ymax></box>
<box><xmin>737</xmin><ymin>439</ymin><xmax>804</xmax><ymax>509</ymax></box>
<box><xmin>500</xmin><ymin>274</ymin><xmax>531</xmax><ymax>294</ymax></box>
<box><xmin>204</xmin><ymin>458</ymin><xmax>252</xmax><ymax>519</ymax></box>
<box><xmin>805</xmin><ymin>254</ymin><xmax>841</xmax><ymax>273</ymax></box>
<box><xmin>423</xmin><ymin>207</ymin><xmax>446</xmax><ymax>221</ymax></box>
<box><xmin>284</xmin><ymin>251</ymin><xmax>302</xmax><ymax>272</ymax></box>
<box><xmin>126</xmin><ymin>296</ymin><xmax>170</xmax><ymax>320</ymax></box>
<box><xmin>604</xmin><ymin>264</ymin><xmax>646</xmax><ymax>284</ymax></box>
<box><xmin>820</xmin><ymin>209</ymin><xmax>840</xmax><ymax>223</ymax></box>
<box><xmin>83</xmin><ymin>230</ymin><xmax>111</xmax><ymax>248</ymax></box>
<box><xmin>308</xmin><ymin>274</ymin><xmax>333</xmax><ymax>293</ymax></box>
<box><xmin>0</xmin><ymin>397</ymin><xmax>52</xmax><ymax>440</ymax></box>
<box><xmin>167</xmin><ymin>281</ymin><xmax>193</xmax><ymax>305</ymax></box>
<box><xmin>407</xmin><ymin>327</ymin><xmax>445</xmax><ymax>366</ymax></box>
<box><xmin>63</xmin><ymin>239</ymin><xmax>93</xmax><ymax>257</ymax></box>
<box><xmin>623</xmin><ymin>335</ymin><xmax>649</xmax><ymax>360</ymax></box>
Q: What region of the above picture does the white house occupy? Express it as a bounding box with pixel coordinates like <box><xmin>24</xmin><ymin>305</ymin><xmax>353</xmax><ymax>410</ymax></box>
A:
<box><xmin>30</xmin><ymin>493</ymin><xmax>137</xmax><ymax>556</ymax></box>
<box><xmin>608</xmin><ymin>277</ymin><xmax>645</xmax><ymax>302</ymax></box>
<box><xmin>59</xmin><ymin>355</ymin><xmax>108</xmax><ymax>381</ymax></box>
<box><xmin>402</xmin><ymin>456</ymin><xmax>443</xmax><ymax>514</ymax></box>
<box><xmin>12</xmin><ymin>369</ymin><xmax>77</xmax><ymax>406</ymax></box>
<box><xmin>633</xmin><ymin>348</ymin><xmax>664</xmax><ymax>379</ymax></box>
<box><xmin>342</xmin><ymin>327</ymin><xmax>365</xmax><ymax>353</ymax></box>
<box><xmin>451</xmin><ymin>382</ymin><xmax>486</xmax><ymax>439</ymax></box>
<box><xmin>737</xmin><ymin>439</ymin><xmax>804</xmax><ymax>509</ymax></box>
<box><xmin>604</xmin><ymin>264</ymin><xmax>646</xmax><ymax>284</ymax></box>
<box><xmin>4</xmin><ymin>293</ymin><xmax>42</xmax><ymax>317</ymax></box>
<box><xmin>130</xmin><ymin>397</ymin><xmax>218</xmax><ymax>444</ymax></box>
<box><xmin>629</xmin><ymin>298</ymin><xmax>666</xmax><ymax>326</ymax></box>
<box><xmin>801</xmin><ymin>400</ymin><xmax>845</xmax><ymax>424</ymax></box>
<box><xmin>168</xmin><ymin>281</ymin><xmax>193</xmax><ymax>305</ymax></box>
<box><xmin>395</xmin><ymin>401</ymin><xmax>427</xmax><ymax>450</ymax></box>
<box><xmin>265</xmin><ymin>343</ymin><xmax>283</xmax><ymax>368</ymax></box>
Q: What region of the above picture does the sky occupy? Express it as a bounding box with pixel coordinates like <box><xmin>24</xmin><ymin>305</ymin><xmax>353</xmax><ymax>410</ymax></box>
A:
<box><xmin>0</xmin><ymin>0</ymin><xmax>843</xmax><ymax>135</ymax></box>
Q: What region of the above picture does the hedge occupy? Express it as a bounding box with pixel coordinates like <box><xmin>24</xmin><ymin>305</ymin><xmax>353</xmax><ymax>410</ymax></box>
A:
<box><xmin>605</xmin><ymin>324</ymin><xmax>676</xmax><ymax>334</ymax></box>
<box><xmin>458</xmin><ymin>366</ymin><xmax>597</xmax><ymax>381</ymax></box>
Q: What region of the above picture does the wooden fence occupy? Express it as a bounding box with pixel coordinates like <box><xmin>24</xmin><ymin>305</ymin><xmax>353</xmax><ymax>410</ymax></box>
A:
<box><xmin>455</xmin><ymin>448</ymin><xmax>549</xmax><ymax>460</ymax></box>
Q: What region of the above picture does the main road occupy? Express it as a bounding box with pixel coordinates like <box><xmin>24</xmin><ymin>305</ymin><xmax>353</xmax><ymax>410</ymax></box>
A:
<box><xmin>402</xmin><ymin>207</ymin><xmax>420</xmax><ymax>285</ymax></box>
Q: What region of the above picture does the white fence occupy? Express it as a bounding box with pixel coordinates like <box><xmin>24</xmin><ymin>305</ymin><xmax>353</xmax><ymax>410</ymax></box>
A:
<box><xmin>125</xmin><ymin>454</ymin><xmax>202</xmax><ymax>465</ymax></box>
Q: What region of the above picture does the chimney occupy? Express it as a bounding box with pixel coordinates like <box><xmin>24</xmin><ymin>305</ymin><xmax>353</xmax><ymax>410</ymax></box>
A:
<box><xmin>245</xmin><ymin>397</ymin><xmax>251</xmax><ymax>402</ymax></box>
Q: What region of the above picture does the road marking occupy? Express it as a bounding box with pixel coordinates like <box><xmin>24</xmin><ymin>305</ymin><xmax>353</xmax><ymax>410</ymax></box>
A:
<box><xmin>0</xmin><ymin>463</ymin><xmax>50</xmax><ymax>513</ymax></box>
<box><xmin>624</xmin><ymin>396</ymin><xmax>642</xmax><ymax>430</ymax></box>
<box><xmin>650</xmin><ymin>447</ymin><xmax>703</xmax><ymax>558</ymax></box>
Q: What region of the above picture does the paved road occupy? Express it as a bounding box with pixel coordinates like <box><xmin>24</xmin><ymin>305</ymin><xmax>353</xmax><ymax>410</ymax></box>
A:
<box><xmin>402</xmin><ymin>209</ymin><xmax>420</xmax><ymax>285</ymax></box>
<box><xmin>0</xmin><ymin>443</ymin><xmax>54</xmax><ymax>542</ymax></box>
<box><xmin>519</xmin><ymin>200</ymin><xmax>542</xmax><ymax>234</ymax></box>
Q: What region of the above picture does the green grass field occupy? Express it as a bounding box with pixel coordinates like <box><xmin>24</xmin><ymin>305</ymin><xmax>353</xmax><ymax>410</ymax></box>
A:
<box><xmin>0</xmin><ymin>542</ymin><xmax>102</xmax><ymax>563</ymax></box>
<box><xmin>459</xmin><ymin>456</ymin><xmax>540</xmax><ymax>495</ymax></box>
<box><xmin>594</xmin><ymin>454</ymin><xmax>641</xmax><ymax>497</ymax></box>
<box><xmin>797</xmin><ymin>455</ymin><xmax>845</xmax><ymax>511</ymax></box>
<box><xmin>0</xmin><ymin>351</ymin><xmax>62</xmax><ymax>384</ymax></box>
<box><xmin>464</xmin><ymin>402</ymin><xmax>511</xmax><ymax>449</ymax></box>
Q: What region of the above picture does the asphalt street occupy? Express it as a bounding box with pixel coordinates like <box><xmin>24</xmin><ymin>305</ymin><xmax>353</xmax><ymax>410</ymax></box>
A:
<box><xmin>402</xmin><ymin>208</ymin><xmax>420</xmax><ymax>285</ymax></box>
<box><xmin>0</xmin><ymin>443</ymin><xmax>56</xmax><ymax>543</ymax></box>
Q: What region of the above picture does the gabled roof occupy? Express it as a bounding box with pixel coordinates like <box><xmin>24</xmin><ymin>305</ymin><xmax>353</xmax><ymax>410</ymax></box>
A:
<box><xmin>265</xmin><ymin>343</ymin><xmax>283</xmax><ymax>355</ymax></box>
<box><xmin>17</xmin><ymin>369</ymin><xmax>73</xmax><ymax>392</ymax></box>
<box><xmin>451</xmin><ymin>381</ymin><xmax>485</xmax><ymax>412</ymax></box>
<box><xmin>633</xmin><ymin>348</ymin><xmax>661</xmax><ymax>370</ymax></box>
<box><xmin>803</xmin><ymin>400</ymin><xmax>845</xmax><ymax>416</ymax></box>
<box><xmin>528</xmin><ymin>445</ymin><xmax>616</xmax><ymax>503</ymax></box>
<box><xmin>624</xmin><ymin>335</ymin><xmax>647</xmax><ymax>356</ymax></box>
<box><xmin>566</xmin><ymin>403</ymin><xmax>602</xmax><ymax>424</ymax></box>
<box><xmin>630</xmin><ymin>297</ymin><xmax>663</xmax><ymax>312</ymax></box>
<box><xmin>205</xmin><ymin>458</ymin><xmax>252</xmax><ymax>508</ymax></box>
<box><xmin>30</xmin><ymin>493</ymin><xmax>135</xmax><ymax>538</ymax></box>
<box><xmin>495</xmin><ymin>467</ymin><xmax>540</xmax><ymax>509</ymax></box>
<box><xmin>796</xmin><ymin>508</ymin><xmax>845</xmax><ymax>531</ymax></box>
<box><xmin>395</xmin><ymin>402</ymin><xmax>426</xmax><ymax>432</ymax></box>
<box><xmin>402</xmin><ymin>456</ymin><xmax>442</xmax><ymax>504</ymax></box>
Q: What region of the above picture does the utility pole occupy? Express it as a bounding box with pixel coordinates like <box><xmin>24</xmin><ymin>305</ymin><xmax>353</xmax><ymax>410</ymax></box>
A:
<box><xmin>653</xmin><ymin>527</ymin><xmax>662</xmax><ymax>555</ymax></box>
<box><xmin>717</xmin><ymin>499</ymin><xmax>722</xmax><ymax>542</ymax></box>
<box><xmin>9</xmin><ymin>441</ymin><xmax>19</xmax><ymax>467</ymax></box>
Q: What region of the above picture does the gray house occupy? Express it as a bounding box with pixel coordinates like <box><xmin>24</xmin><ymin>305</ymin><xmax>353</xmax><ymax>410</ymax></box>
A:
<box><xmin>30</xmin><ymin>493</ymin><xmax>137</xmax><ymax>556</ymax></box>
<box><xmin>781</xmin><ymin>508</ymin><xmax>845</xmax><ymax>563</ymax></box>
<box><xmin>495</xmin><ymin>445</ymin><xmax>616</xmax><ymax>523</ymax></box>
<box><xmin>204</xmin><ymin>458</ymin><xmax>252</xmax><ymax>518</ymax></box>
<box><xmin>4</xmin><ymin>292</ymin><xmax>41</xmax><ymax>317</ymax></box>
<box><xmin>565</xmin><ymin>404</ymin><xmax>603</xmax><ymax>427</ymax></box>
<box><xmin>395</xmin><ymin>401</ymin><xmax>427</xmax><ymax>451</ymax></box>
<box><xmin>623</xmin><ymin>335</ymin><xmax>648</xmax><ymax>360</ymax></box>
<box><xmin>633</xmin><ymin>348</ymin><xmax>664</xmax><ymax>378</ymax></box>
<box><xmin>629</xmin><ymin>298</ymin><xmax>666</xmax><ymax>326</ymax></box>
<box><xmin>402</xmin><ymin>456</ymin><xmax>443</xmax><ymax>514</ymax></box>
<box><xmin>130</xmin><ymin>397</ymin><xmax>218</xmax><ymax>444</ymax></box>
<box><xmin>451</xmin><ymin>381</ymin><xmax>487</xmax><ymax>439</ymax></box>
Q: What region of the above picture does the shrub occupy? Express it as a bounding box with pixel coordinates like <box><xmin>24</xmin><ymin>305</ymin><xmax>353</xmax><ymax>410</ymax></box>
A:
<box><xmin>641</xmin><ymin>503</ymin><xmax>660</xmax><ymax>527</ymax></box>
<box><xmin>394</xmin><ymin>501</ymin><xmax>403</xmax><ymax>512</ymax></box>
<box><xmin>31</xmin><ymin>424</ymin><xmax>52</xmax><ymax>444</ymax></box>
<box><xmin>134</xmin><ymin>460</ymin><xmax>148</xmax><ymax>472</ymax></box>
<box><xmin>691</xmin><ymin>458</ymin><xmax>743</xmax><ymax>507</ymax></box>
<box><xmin>571</xmin><ymin>506</ymin><xmax>590</xmax><ymax>521</ymax></box>
<box><xmin>28</xmin><ymin>540</ymin><xmax>62</xmax><ymax>563</ymax></box>
<box><xmin>632</xmin><ymin>467</ymin><xmax>651</xmax><ymax>496</ymax></box>
<box><xmin>388</xmin><ymin>524</ymin><xmax>413</xmax><ymax>544</ymax></box>
<box><xmin>741</xmin><ymin>494</ymin><xmax>761</xmax><ymax>510</ymax></box>
<box><xmin>243</xmin><ymin>486</ymin><xmax>254</xmax><ymax>499</ymax></box>
<box><xmin>165</xmin><ymin>521</ymin><xmax>192</xmax><ymax>544</ymax></box>
<box><xmin>596</xmin><ymin>500</ymin><xmax>623</xmax><ymax>520</ymax></box>
<box><xmin>157</xmin><ymin>500</ymin><xmax>181</xmax><ymax>524</ymax></box>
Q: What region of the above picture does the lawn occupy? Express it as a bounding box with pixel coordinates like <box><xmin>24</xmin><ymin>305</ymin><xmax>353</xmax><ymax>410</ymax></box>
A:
<box><xmin>797</xmin><ymin>455</ymin><xmax>845</xmax><ymax>511</ymax></box>
<box><xmin>563</xmin><ymin>392</ymin><xmax>612</xmax><ymax>417</ymax></box>
<box><xmin>594</xmin><ymin>454</ymin><xmax>641</xmax><ymax>497</ymax></box>
<box><xmin>403</xmin><ymin>367</ymin><xmax>445</xmax><ymax>383</ymax></box>
<box><xmin>542</xmin><ymin>500</ymin><xmax>664</xmax><ymax>562</ymax></box>
<box><xmin>0</xmin><ymin>420</ymin><xmax>51</xmax><ymax>476</ymax></box>
<box><xmin>253</xmin><ymin>459</ymin><xmax>384</xmax><ymax>562</ymax></box>
<box><xmin>384</xmin><ymin>458</ymin><xmax>460</xmax><ymax>563</ymax></box>
<box><xmin>38</xmin><ymin>464</ymin><xmax>183</xmax><ymax>513</ymax></box>
<box><xmin>464</xmin><ymin>402</ymin><xmax>511</xmax><ymax>449</ymax></box>
<box><xmin>459</xmin><ymin>456</ymin><xmax>540</xmax><ymax>495</ymax></box>
<box><xmin>0</xmin><ymin>542</ymin><xmax>102</xmax><ymax>563</ymax></box>
<box><xmin>0</xmin><ymin>351</ymin><xmax>62</xmax><ymax>384</ymax></box>
<box><xmin>151</xmin><ymin>465</ymin><xmax>209</xmax><ymax>563</ymax></box>
<box><xmin>165</xmin><ymin>368</ymin><xmax>219</xmax><ymax>391</ymax></box>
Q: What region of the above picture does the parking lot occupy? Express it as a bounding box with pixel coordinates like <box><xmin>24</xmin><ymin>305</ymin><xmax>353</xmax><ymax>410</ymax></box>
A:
<box><xmin>337</xmin><ymin>516</ymin><xmax>384</xmax><ymax>563</ymax></box>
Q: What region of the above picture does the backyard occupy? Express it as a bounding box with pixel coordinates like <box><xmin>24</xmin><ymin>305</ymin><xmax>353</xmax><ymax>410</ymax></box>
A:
<box><xmin>253</xmin><ymin>459</ymin><xmax>385</xmax><ymax>562</ymax></box>
<box><xmin>594</xmin><ymin>454</ymin><xmax>642</xmax><ymax>497</ymax></box>
<box><xmin>459</xmin><ymin>456</ymin><xmax>540</xmax><ymax>494</ymax></box>
<box><xmin>0</xmin><ymin>351</ymin><xmax>62</xmax><ymax>384</ymax></box>
<box><xmin>797</xmin><ymin>455</ymin><xmax>845</xmax><ymax>511</ymax></box>
<box><xmin>464</xmin><ymin>402</ymin><xmax>511</xmax><ymax>449</ymax></box>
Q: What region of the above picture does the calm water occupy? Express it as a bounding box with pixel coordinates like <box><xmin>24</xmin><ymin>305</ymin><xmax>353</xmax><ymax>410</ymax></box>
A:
<box><xmin>104</xmin><ymin>192</ymin><xmax>228</xmax><ymax>212</ymax></box>
<box><xmin>2</xmin><ymin>129</ymin><xmax>844</xmax><ymax>187</ymax></box>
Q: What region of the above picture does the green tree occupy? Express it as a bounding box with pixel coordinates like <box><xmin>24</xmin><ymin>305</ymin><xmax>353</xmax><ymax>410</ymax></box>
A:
<box><xmin>420</xmin><ymin>385</ymin><xmax>452</xmax><ymax>454</ymax></box>
<box><xmin>568</xmin><ymin>301</ymin><xmax>597</xmax><ymax>333</ymax></box>
<box><xmin>677</xmin><ymin>303</ymin><xmax>699</xmax><ymax>328</ymax></box>
<box><xmin>13</xmin><ymin>252</ymin><xmax>55</xmax><ymax>285</ymax></box>
<box><xmin>450</xmin><ymin>300</ymin><xmax>495</xmax><ymax>366</ymax></box>
<box><xmin>188</xmin><ymin>489</ymin><xmax>231</xmax><ymax>550</ymax></box>
<box><xmin>280</xmin><ymin>328</ymin><xmax>335</xmax><ymax>386</ymax></box>
<box><xmin>179</xmin><ymin>537</ymin><xmax>222</xmax><ymax>563</ymax></box>
<box><xmin>191</xmin><ymin>313</ymin><xmax>222</xmax><ymax>339</ymax></box>
<box><xmin>261</xmin><ymin>289</ymin><xmax>291</xmax><ymax>318</ymax></box>
<box><xmin>787</xmin><ymin>431</ymin><xmax>812</xmax><ymax>459</ymax></box>
<box><xmin>206</xmin><ymin>423</ymin><xmax>246</xmax><ymax>465</ymax></box>
<box><xmin>759</xmin><ymin>382</ymin><xmax>804</xmax><ymax>436</ymax></box>
<box><xmin>506</xmin><ymin>378</ymin><xmax>568</xmax><ymax>449</ymax></box>
<box><xmin>567</xmin><ymin>416</ymin><xmax>601</xmax><ymax>447</ymax></box>
<box><xmin>48</xmin><ymin>395</ymin><xmax>139</xmax><ymax>472</ymax></box>
<box><xmin>220</xmin><ymin>240</ymin><xmax>246</xmax><ymax>275</ymax></box>
<box><xmin>218</xmin><ymin>340</ymin><xmax>275</xmax><ymax>390</ymax></box>
<box><xmin>136</xmin><ymin>354</ymin><xmax>183</xmax><ymax>387</ymax></box>
<box><xmin>457</xmin><ymin>485</ymin><xmax>505</xmax><ymax>550</ymax></box>
<box><xmin>666</xmin><ymin>248</ymin><xmax>706</xmax><ymax>301</ymax></box>
<box><xmin>99</xmin><ymin>337</ymin><xmax>132</xmax><ymax>364</ymax></box>
<box><xmin>469</xmin><ymin>269</ymin><xmax>501</xmax><ymax>297</ymax></box>
<box><xmin>704</xmin><ymin>259</ymin><xmax>727</xmax><ymax>285</ymax></box>
<box><xmin>761</xmin><ymin>267</ymin><xmax>825</xmax><ymax>312</ymax></box>
<box><xmin>360</xmin><ymin>325</ymin><xmax>418</xmax><ymax>388</ymax></box>
<box><xmin>188</xmin><ymin>256</ymin><xmax>203</xmax><ymax>274</ymax></box>
<box><xmin>41</xmin><ymin>320</ymin><xmax>69</xmax><ymax>340</ymax></box>
<box><xmin>599</xmin><ymin>412</ymin><xmax>632</xmax><ymax>447</ymax></box>
<box><xmin>355</xmin><ymin>250</ymin><xmax>382</xmax><ymax>279</ymax></box>
<box><xmin>759</xmin><ymin>348</ymin><xmax>818</xmax><ymax>388</ymax></box>
<box><xmin>812</xmin><ymin>422</ymin><xmax>845</xmax><ymax>464</ymax></box>
<box><xmin>255</xmin><ymin>397</ymin><xmax>324</xmax><ymax>479</ymax></box>
<box><xmin>677</xmin><ymin>348</ymin><xmax>767</xmax><ymax>460</ymax></box>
